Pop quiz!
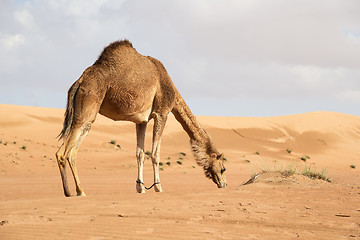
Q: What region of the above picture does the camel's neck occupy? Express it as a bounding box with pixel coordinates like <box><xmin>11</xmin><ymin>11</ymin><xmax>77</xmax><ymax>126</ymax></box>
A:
<box><xmin>171</xmin><ymin>93</ymin><xmax>218</xmax><ymax>157</ymax></box>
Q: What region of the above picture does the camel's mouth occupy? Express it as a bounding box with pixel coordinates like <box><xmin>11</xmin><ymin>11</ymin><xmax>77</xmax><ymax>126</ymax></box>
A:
<box><xmin>212</xmin><ymin>172</ymin><xmax>227</xmax><ymax>188</ymax></box>
<box><xmin>217</xmin><ymin>180</ymin><xmax>227</xmax><ymax>188</ymax></box>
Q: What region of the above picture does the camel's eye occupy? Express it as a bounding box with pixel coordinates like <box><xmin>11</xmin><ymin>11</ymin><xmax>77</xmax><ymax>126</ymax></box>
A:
<box><xmin>221</xmin><ymin>168</ymin><xmax>226</xmax><ymax>174</ymax></box>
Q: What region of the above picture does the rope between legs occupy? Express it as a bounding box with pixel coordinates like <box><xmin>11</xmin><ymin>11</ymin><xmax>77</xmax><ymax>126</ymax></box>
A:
<box><xmin>136</xmin><ymin>179</ymin><xmax>160</xmax><ymax>190</ymax></box>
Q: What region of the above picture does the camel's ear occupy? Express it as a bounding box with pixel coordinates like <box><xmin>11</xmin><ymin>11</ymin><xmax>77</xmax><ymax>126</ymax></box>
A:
<box><xmin>211</xmin><ymin>153</ymin><xmax>217</xmax><ymax>159</ymax></box>
<box><xmin>217</xmin><ymin>153</ymin><xmax>224</xmax><ymax>160</ymax></box>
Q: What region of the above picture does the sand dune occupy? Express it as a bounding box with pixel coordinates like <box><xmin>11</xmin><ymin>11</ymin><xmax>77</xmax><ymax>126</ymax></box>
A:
<box><xmin>0</xmin><ymin>104</ymin><xmax>359</xmax><ymax>239</ymax></box>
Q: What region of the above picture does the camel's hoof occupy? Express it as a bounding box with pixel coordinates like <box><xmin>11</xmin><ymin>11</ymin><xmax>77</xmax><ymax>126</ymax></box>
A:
<box><xmin>154</xmin><ymin>184</ymin><xmax>162</xmax><ymax>192</ymax></box>
<box><xmin>136</xmin><ymin>188</ymin><xmax>146</xmax><ymax>193</ymax></box>
<box><xmin>64</xmin><ymin>191</ymin><xmax>72</xmax><ymax>197</ymax></box>
<box><xmin>77</xmin><ymin>192</ymin><xmax>86</xmax><ymax>197</ymax></box>
<box><xmin>136</xmin><ymin>185</ymin><xmax>146</xmax><ymax>193</ymax></box>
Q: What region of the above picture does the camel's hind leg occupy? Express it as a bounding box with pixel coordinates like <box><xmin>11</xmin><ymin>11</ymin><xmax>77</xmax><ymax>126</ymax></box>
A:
<box><xmin>56</xmin><ymin>122</ymin><xmax>92</xmax><ymax>196</ymax></box>
<box><xmin>56</xmin><ymin>84</ymin><xmax>100</xmax><ymax>197</ymax></box>
<box><xmin>68</xmin><ymin>122</ymin><xmax>92</xmax><ymax>196</ymax></box>
<box><xmin>56</xmin><ymin>144</ymin><xmax>71</xmax><ymax>197</ymax></box>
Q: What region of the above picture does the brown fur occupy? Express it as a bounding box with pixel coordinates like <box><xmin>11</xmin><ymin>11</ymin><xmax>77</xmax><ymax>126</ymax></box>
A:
<box><xmin>56</xmin><ymin>40</ymin><xmax>226</xmax><ymax>197</ymax></box>
<box><xmin>94</xmin><ymin>39</ymin><xmax>133</xmax><ymax>66</ymax></box>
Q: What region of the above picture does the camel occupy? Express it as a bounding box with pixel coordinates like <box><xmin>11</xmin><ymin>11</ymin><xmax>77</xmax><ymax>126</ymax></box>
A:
<box><xmin>56</xmin><ymin>40</ymin><xmax>227</xmax><ymax>197</ymax></box>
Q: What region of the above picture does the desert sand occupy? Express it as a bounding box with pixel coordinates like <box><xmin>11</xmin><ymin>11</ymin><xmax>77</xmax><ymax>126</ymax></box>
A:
<box><xmin>0</xmin><ymin>104</ymin><xmax>359</xmax><ymax>239</ymax></box>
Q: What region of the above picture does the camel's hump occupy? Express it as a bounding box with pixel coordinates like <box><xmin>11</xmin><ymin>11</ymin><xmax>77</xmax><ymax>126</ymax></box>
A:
<box><xmin>95</xmin><ymin>39</ymin><xmax>134</xmax><ymax>65</ymax></box>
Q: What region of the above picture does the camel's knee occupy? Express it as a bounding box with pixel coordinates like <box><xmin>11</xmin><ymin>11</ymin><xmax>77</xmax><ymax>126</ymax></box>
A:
<box><xmin>151</xmin><ymin>153</ymin><xmax>160</xmax><ymax>165</ymax></box>
<box><xmin>56</xmin><ymin>147</ymin><xmax>67</xmax><ymax>167</ymax></box>
<box><xmin>136</xmin><ymin>148</ymin><xmax>145</xmax><ymax>161</ymax></box>
<box><xmin>56</xmin><ymin>145</ymin><xmax>75</xmax><ymax>168</ymax></box>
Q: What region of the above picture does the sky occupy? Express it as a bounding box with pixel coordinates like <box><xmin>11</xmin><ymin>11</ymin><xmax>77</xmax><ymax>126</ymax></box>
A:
<box><xmin>1</xmin><ymin>0</ymin><xmax>360</xmax><ymax>117</ymax></box>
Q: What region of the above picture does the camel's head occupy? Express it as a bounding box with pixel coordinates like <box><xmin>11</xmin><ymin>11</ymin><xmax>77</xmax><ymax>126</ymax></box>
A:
<box><xmin>190</xmin><ymin>139</ymin><xmax>227</xmax><ymax>188</ymax></box>
<box><xmin>207</xmin><ymin>153</ymin><xmax>227</xmax><ymax>188</ymax></box>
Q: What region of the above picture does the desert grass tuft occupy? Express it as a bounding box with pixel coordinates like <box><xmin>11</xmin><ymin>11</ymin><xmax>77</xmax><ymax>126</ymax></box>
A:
<box><xmin>285</xmin><ymin>162</ymin><xmax>298</xmax><ymax>176</ymax></box>
<box><xmin>300</xmin><ymin>155</ymin><xmax>310</xmax><ymax>161</ymax></box>
<box><xmin>301</xmin><ymin>166</ymin><xmax>331</xmax><ymax>182</ymax></box>
<box><xmin>248</xmin><ymin>162</ymin><xmax>331</xmax><ymax>184</ymax></box>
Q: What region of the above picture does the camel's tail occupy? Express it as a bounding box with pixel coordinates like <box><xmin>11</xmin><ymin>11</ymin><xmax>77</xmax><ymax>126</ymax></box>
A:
<box><xmin>57</xmin><ymin>79</ymin><xmax>81</xmax><ymax>140</ymax></box>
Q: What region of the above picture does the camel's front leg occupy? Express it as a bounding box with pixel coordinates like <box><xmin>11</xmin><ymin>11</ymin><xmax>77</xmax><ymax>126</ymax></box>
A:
<box><xmin>151</xmin><ymin>139</ymin><xmax>162</xmax><ymax>192</ymax></box>
<box><xmin>151</xmin><ymin>113</ymin><xmax>167</xmax><ymax>192</ymax></box>
<box><xmin>136</xmin><ymin>123</ymin><xmax>147</xmax><ymax>193</ymax></box>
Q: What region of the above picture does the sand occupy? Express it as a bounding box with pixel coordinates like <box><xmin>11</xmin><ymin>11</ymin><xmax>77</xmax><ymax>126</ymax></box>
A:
<box><xmin>0</xmin><ymin>104</ymin><xmax>359</xmax><ymax>239</ymax></box>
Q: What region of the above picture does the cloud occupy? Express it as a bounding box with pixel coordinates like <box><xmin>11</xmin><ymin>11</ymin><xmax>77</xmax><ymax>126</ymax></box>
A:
<box><xmin>0</xmin><ymin>33</ymin><xmax>25</xmax><ymax>49</ymax></box>
<box><xmin>337</xmin><ymin>90</ymin><xmax>360</xmax><ymax>102</ymax></box>
<box><xmin>0</xmin><ymin>0</ymin><xmax>360</xmax><ymax>116</ymax></box>
<box><xmin>344</xmin><ymin>30</ymin><xmax>360</xmax><ymax>44</ymax></box>
<box><xmin>14</xmin><ymin>9</ymin><xmax>34</xmax><ymax>28</ymax></box>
